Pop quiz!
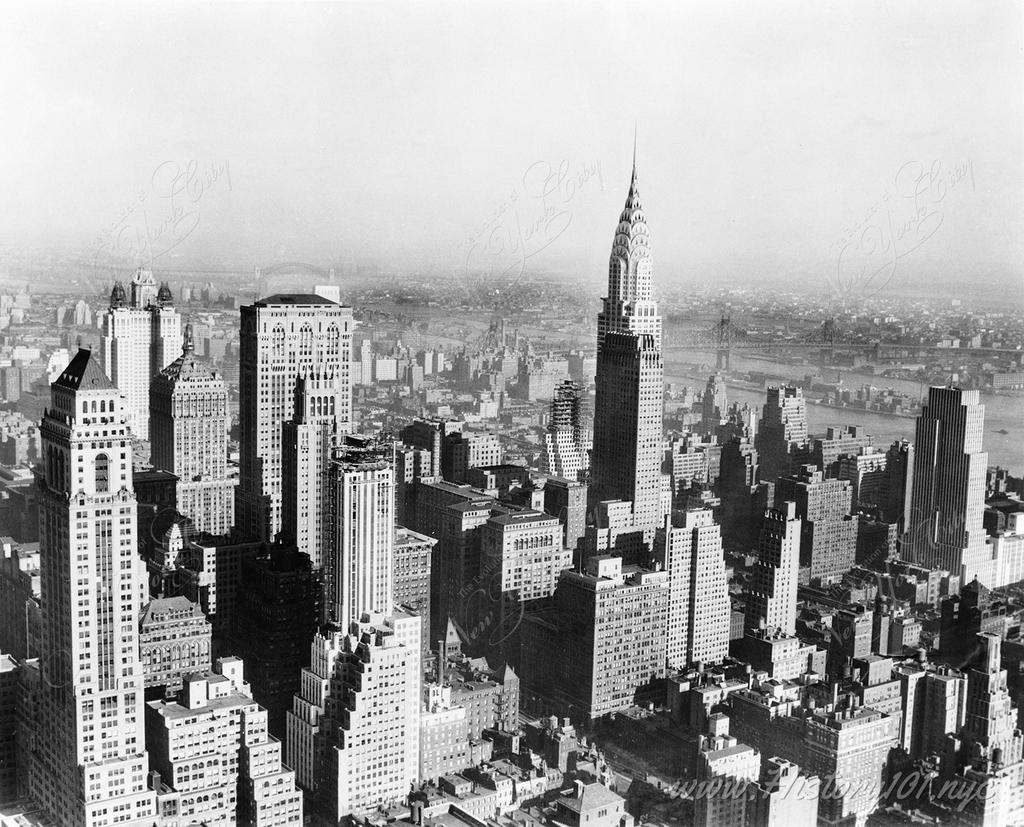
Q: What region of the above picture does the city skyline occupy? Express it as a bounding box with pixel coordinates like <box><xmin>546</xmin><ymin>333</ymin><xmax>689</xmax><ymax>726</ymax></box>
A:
<box><xmin>2</xmin><ymin>4</ymin><xmax>1024</xmax><ymax>826</ymax></box>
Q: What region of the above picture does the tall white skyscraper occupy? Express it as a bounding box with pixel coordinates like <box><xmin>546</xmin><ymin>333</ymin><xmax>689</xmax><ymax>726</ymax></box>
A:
<box><xmin>101</xmin><ymin>268</ymin><xmax>182</xmax><ymax>441</ymax></box>
<box><xmin>316</xmin><ymin>611</ymin><xmax>421</xmax><ymax>823</ymax></box>
<box><xmin>281</xmin><ymin>370</ymin><xmax>347</xmax><ymax>568</ymax></box>
<box><xmin>285</xmin><ymin>628</ymin><xmax>347</xmax><ymax>794</ymax></box>
<box><xmin>237</xmin><ymin>293</ymin><xmax>353</xmax><ymax>541</ymax></box>
<box><xmin>745</xmin><ymin>501</ymin><xmax>802</xmax><ymax>636</ymax></box>
<box><xmin>905</xmin><ymin>386</ymin><xmax>990</xmax><ymax>584</ymax></box>
<box><xmin>326</xmin><ymin>434</ymin><xmax>395</xmax><ymax>628</ymax></box>
<box><xmin>654</xmin><ymin>508</ymin><xmax>731</xmax><ymax>669</ymax></box>
<box><xmin>590</xmin><ymin>152</ymin><xmax>665</xmax><ymax>533</ymax></box>
<box><xmin>31</xmin><ymin>349</ymin><xmax>158</xmax><ymax>826</ymax></box>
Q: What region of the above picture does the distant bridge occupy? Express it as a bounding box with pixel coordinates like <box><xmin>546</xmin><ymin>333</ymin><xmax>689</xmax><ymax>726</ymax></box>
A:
<box><xmin>664</xmin><ymin>315</ymin><xmax>1021</xmax><ymax>369</ymax></box>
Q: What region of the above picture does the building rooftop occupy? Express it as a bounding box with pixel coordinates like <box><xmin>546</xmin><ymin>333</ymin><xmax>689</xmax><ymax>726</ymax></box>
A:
<box><xmin>254</xmin><ymin>293</ymin><xmax>340</xmax><ymax>306</ymax></box>
<box><xmin>141</xmin><ymin>596</ymin><xmax>205</xmax><ymax>625</ymax></box>
<box><xmin>148</xmin><ymin>689</ymin><xmax>255</xmax><ymax>720</ymax></box>
<box><xmin>485</xmin><ymin>510</ymin><xmax>555</xmax><ymax>527</ymax></box>
<box><xmin>394</xmin><ymin>526</ymin><xmax>437</xmax><ymax>546</ymax></box>
<box><xmin>52</xmin><ymin>348</ymin><xmax>114</xmax><ymax>392</ymax></box>
<box><xmin>557</xmin><ymin>782</ymin><xmax>622</xmax><ymax>814</ymax></box>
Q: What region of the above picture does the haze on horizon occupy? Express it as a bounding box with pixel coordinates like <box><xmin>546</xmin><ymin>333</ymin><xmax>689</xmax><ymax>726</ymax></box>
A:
<box><xmin>1</xmin><ymin>0</ymin><xmax>1021</xmax><ymax>295</ymax></box>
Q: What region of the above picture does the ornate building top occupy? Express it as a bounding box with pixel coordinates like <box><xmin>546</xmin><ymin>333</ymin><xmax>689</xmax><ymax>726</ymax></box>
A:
<box><xmin>154</xmin><ymin>324</ymin><xmax>218</xmax><ymax>385</ymax></box>
<box><xmin>607</xmin><ymin>151</ymin><xmax>653</xmax><ymax>307</ymax></box>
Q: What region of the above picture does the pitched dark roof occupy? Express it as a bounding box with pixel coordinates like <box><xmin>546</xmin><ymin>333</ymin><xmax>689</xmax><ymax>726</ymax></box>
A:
<box><xmin>53</xmin><ymin>349</ymin><xmax>115</xmax><ymax>392</ymax></box>
<box><xmin>254</xmin><ymin>293</ymin><xmax>338</xmax><ymax>306</ymax></box>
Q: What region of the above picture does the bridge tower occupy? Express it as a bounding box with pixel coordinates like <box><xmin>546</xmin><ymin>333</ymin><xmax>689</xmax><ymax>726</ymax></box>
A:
<box><xmin>715</xmin><ymin>315</ymin><xmax>732</xmax><ymax>371</ymax></box>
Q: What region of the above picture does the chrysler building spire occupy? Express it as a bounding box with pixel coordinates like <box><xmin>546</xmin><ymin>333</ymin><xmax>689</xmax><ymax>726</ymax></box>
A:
<box><xmin>589</xmin><ymin>145</ymin><xmax>667</xmax><ymax>535</ymax></box>
<box><xmin>598</xmin><ymin>141</ymin><xmax>661</xmax><ymax>352</ymax></box>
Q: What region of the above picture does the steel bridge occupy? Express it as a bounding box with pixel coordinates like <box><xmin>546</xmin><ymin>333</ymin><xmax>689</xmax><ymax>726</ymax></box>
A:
<box><xmin>664</xmin><ymin>315</ymin><xmax>1019</xmax><ymax>369</ymax></box>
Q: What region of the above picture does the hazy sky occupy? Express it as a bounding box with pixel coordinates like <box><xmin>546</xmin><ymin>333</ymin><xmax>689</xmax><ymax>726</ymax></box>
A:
<box><xmin>1</xmin><ymin>1</ymin><xmax>1021</xmax><ymax>292</ymax></box>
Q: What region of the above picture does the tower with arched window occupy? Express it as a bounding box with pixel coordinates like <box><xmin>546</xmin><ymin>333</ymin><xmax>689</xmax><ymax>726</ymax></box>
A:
<box><xmin>237</xmin><ymin>293</ymin><xmax>354</xmax><ymax>542</ymax></box>
<box><xmin>31</xmin><ymin>348</ymin><xmax>158</xmax><ymax>825</ymax></box>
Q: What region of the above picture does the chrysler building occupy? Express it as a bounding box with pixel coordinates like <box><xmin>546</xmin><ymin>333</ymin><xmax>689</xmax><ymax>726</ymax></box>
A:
<box><xmin>590</xmin><ymin>150</ymin><xmax>666</xmax><ymax>533</ymax></box>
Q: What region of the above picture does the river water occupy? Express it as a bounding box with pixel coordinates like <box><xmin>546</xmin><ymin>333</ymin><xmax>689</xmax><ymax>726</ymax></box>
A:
<box><xmin>666</xmin><ymin>349</ymin><xmax>1024</xmax><ymax>474</ymax></box>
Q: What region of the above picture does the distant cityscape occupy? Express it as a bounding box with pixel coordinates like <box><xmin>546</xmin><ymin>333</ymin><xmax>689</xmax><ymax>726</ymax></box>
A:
<box><xmin>0</xmin><ymin>153</ymin><xmax>1023</xmax><ymax>827</ymax></box>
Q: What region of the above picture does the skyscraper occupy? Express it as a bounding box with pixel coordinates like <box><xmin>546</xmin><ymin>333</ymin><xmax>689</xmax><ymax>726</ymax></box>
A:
<box><xmin>745</xmin><ymin>502</ymin><xmax>801</xmax><ymax>636</ymax></box>
<box><xmin>101</xmin><ymin>268</ymin><xmax>183</xmax><ymax>441</ymax></box>
<box><xmin>905</xmin><ymin>386</ymin><xmax>990</xmax><ymax>584</ymax></box>
<box><xmin>316</xmin><ymin>611</ymin><xmax>421</xmax><ymax>823</ymax></box>
<box><xmin>543</xmin><ymin>379</ymin><xmax>591</xmax><ymax>482</ymax></box>
<box><xmin>31</xmin><ymin>349</ymin><xmax>158</xmax><ymax>825</ymax></box>
<box><xmin>590</xmin><ymin>154</ymin><xmax>665</xmax><ymax>533</ymax></box>
<box><xmin>145</xmin><ymin>657</ymin><xmax>303</xmax><ymax>826</ymax></box>
<box><xmin>949</xmin><ymin>633</ymin><xmax>1024</xmax><ymax>826</ymax></box>
<box><xmin>701</xmin><ymin>372</ymin><xmax>728</xmax><ymax>435</ymax></box>
<box><xmin>150</xmin><ymin>323</ymin><xmax>235</xmax><ymax>536</ymax></box>
<box><xmin>237</xmin><ymin>293</ymin><xmax>353</xmax><ymax>542</ymax></box>
<box><xmin>775</xmin><ymin>465</ymin><xmax>857</xmax><ymax>587</ymax></box>
<box><xmin>281</xmin><ymin>369</ymin><xmax>347</xmax><ymax>568</ymax></box>
<box><xmin>520</xmin><ymin>555</ymin><xmax>669</xmax><ymax>721</ymax></box>
<box><xmin>654</xmin><ymin>508</ymin><xmax>731</xmax><ymax>669</ymax></box>
<box><xmin>326</xmin><ymin>434</ymin><xmax>395</xmax><ymax>628</ymax></box>
<box><xmin>286</xmin><ymin>628</ymin><xmax>347</xmax><ymax>795</ymax></box>
<box><xmin>756</xmin><ymin>385</ymin><xmax>808</xmax><ymax>483</ymax></box>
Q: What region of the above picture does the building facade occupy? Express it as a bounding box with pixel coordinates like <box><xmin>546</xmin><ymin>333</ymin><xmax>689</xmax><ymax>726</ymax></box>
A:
<box><xmin>654</xmin><ymin>508</ymin><xmax>731</xmax><ymax>669</ymax></box>
<box><xmin>326</xmin><ymin>434</ymin><xmax>395</xmax><ymax>628</ymax></box>
<box><xmin>101</xmin><ymin>269</ymin><xmax>182</xmax><ymax>441</ymax></box>
<box><xmin>905</xmin><ymin>386</ymin><xmax>990</xmax><ymax>584</ymax></box>
<box><xmin>145</xmin><ymin>657</ymin><xmax>303</xmax><ymax>826</ymax></box>
<box><xmin>149</xmin><ymin>324</ymin><xmax>235</xmax><ymax>536</ymax></box>
<box><xmin>590</xmin><ymin>157</ymin><xmax>665</xmax><ymax>534</ymax></box>
<box><xmin>281</xmin><ymin>370</ymin><xmax>348</xmax><ymax>568</ymax></box>
<box><xmin>316</xmin><ymin>611</ymin><xmax>421</xmax><ymax>823</ymax></box>
<box><xmin>31</xmin><ymin>349</ymin><xmax>158</xmax><ymax>826</ymax></box>
<box><xmin>745</xmin><ymin>502</ymin><xmax>802</xmax><ymax>636</ymax></box>
<box><xmin>139</xmin><ymin>595</ymin><xmax>212</xmax><ymax>692</ymax></box>
<box><xmin>237</xmin><ymin>294</ymin><xmax>353</xmax><ymax>541</ymax></box>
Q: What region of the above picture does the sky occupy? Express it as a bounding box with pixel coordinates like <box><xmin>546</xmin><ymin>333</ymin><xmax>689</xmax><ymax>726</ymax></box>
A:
<box><xmin>1</xmin><ymin>1</ymin><xmax>1021</xmax><ymax>293</ymax></box>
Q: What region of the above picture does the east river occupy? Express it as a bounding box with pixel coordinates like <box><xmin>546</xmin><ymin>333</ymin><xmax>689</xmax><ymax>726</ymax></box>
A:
<box><xmin>665</xmin><ymin>348</ymin><xmax>1024</xmax><ymax>474</ymax></box>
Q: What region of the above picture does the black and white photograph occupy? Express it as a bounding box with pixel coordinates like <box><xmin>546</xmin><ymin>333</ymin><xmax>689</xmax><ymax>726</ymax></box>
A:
<box><xmin>0</xmin><ymin>2</ymin><xmax>1022</xmax><ymax>825</ymax></box>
